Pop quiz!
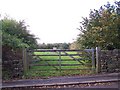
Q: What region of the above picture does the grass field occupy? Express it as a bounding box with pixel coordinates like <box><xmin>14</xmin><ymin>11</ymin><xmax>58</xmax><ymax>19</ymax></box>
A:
<box><xmin>25</xmin><ymin>51</ymin><xmax>94</xmax><ymax>78</ymax></box>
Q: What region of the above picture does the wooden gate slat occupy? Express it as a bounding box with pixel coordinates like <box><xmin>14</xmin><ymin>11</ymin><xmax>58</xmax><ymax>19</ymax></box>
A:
<box><xmin>30</xmin><ymin>63</ymin><xmax>92</xmax><ymax>66</ymax></box>
<box><xmin>32</xmin><ymin>54</ymin><xmax>82</xmax><ymax>56</ymax></box>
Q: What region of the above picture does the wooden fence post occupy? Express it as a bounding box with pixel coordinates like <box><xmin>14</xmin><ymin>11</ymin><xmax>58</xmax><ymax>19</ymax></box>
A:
<box><xmin>96</xmin><ymin>47</ymin><xmax>101</xmax><ymax>73</ymax></box>
<box><xmin>58</xmin><ymin>51</ymin><xmax>61</xmax><ymax>72</ymax></box>
<box><xmin>26</xmin><ymin>49</ymin><xmax>30</xmax><ymax>70</ymax></box>
<box><xmin>23</xmin><ymin>48</ymin><xmax>28</xmax><ymax>72</ymax></box>
<box><xmin>0</xmin><ymin>22</ymin><xmax>2</xmax><ymax>87</ymax></box>
<box><xmin>91</xmin><ymin>48</ymin><xmax>95</xmax><ymax>72</ymax></box>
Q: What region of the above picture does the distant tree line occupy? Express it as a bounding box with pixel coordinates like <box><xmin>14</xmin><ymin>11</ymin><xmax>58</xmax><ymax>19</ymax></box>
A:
<box><xmin>38</xmin><ymin>43</ymin><xmax>70</xmax><ymax>49</ymax></box>
<box><xmin>77</xmin><ymin>1</ymin><xmax>120</xmax><ymax>50</ymax></box>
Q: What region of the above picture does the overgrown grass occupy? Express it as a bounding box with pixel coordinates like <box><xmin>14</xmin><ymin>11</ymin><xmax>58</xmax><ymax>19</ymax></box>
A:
<box><xmin>25</xmin><ymin>51</ymin><xmax>94</xmax><ymax>78</ymax></box>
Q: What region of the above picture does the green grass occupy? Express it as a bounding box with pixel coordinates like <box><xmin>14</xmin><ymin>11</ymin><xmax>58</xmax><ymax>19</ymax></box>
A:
<box><xmin>24</xmin><ymin>51</ymin><xmax>94</xmax><ymax>78</ymax></box>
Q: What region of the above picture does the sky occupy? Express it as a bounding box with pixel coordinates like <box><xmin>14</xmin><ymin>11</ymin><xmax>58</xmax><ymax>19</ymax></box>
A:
<box><xmin>0</xmin><ymin>0</ymin><xmax>115</xmax><ymax>44</ymax></box>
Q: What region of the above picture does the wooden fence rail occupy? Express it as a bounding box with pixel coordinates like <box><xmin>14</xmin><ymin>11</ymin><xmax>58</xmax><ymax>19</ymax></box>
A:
<box><xmin>30</xmin><ymin>63</ymin><xmax>92</xmax><ymax>66</ymax></box>
<box><xmin>32</xmin><ymin>54</ymin><xmax>83</xmax><ymax>56</ymax></box>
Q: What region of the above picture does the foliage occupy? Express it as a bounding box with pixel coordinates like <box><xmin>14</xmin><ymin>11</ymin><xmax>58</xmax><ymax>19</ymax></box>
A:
<box><xmin>77</xmin><ymin>1</ymin><xmax>120</xmax><ymax>49</ymax></box>
<box><xmin>69</xmin><ymin>41</ymin><xmax>79</xmax><ymax>49</ymax></box>
<box><xmin>2</xmin><ymin>17</ymin><xmax>38</xmax><ymax>49</ymax></box>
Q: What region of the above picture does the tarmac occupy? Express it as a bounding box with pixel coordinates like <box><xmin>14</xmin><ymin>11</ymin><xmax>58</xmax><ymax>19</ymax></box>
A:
<box><xmin>2</xmin><ymin>73</ymin><xmax>120</xmax><ymax>88</ymax></box>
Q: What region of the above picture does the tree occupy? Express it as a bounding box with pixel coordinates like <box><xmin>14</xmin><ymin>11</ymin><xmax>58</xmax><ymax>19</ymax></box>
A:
<box><xmin>77</xmin><ymin>1</ymin><xmax>120</xmax><ymax>49</ymax></box>
<box><xmin>2</xmin><ymin>17</ymin><xmax>38</xmax><ymax>49</ymax></box>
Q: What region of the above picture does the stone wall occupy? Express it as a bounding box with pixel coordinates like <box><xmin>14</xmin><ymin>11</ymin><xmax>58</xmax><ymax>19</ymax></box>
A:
<box><xmin>2</xmin><ymin>46</ymin><xmax>23</xmax><ymax>80</ymax></box>
<box><xmin>100</xmin><ymin>49</ymin><xmax>120</xmax><ymax>73</ymax></box>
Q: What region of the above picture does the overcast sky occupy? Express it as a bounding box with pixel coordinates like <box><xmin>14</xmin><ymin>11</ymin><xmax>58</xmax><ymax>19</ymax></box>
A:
<box><xmin>0</xmin><ymin>0</ymin><xmax>115</xmax><ymax>44</ymax></box>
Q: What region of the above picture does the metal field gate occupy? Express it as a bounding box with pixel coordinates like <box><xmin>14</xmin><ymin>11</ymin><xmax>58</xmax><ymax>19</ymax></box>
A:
<box><xmin>23</xmin><ymin>49</ymin><xmax>95</xmax><ymax>76</ymax></box>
